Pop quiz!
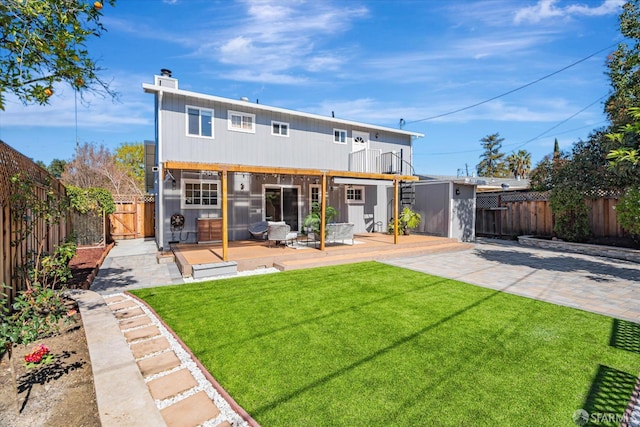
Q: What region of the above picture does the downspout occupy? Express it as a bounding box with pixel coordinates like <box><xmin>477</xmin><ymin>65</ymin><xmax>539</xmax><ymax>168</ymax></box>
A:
<box><xmin>393</xmin><ymin>178</ymin><xmax>399</xmax><ymax>244</ymax></box>
<box><xmin>157</xmin><ymin>90</ymin><xmax>165</xmax><ymax>251</ymax></box>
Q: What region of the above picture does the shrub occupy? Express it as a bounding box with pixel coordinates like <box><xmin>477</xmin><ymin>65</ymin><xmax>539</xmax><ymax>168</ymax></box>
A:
<box><xmin>549</xmin><ymin>187</ymin><xmax>591</xmax><ymax>242</ymax></box>
<box><xmin>67</xmin><ymin>185</ymin><xmax>116</xmax><ymax>215</ymax></box>
<box><xmin>303</xmin><ymin>202</ymin><xmax>338</xmax><ymax>235</ymax></box>
<box><xmin>388</xmin><ymin>207</ymin><xmax>422</xmax><ymax>234</ymax></box>
<box><xmin>614</xmin><ymin>186</ymin><xmax>640</xmax><ymax>238</ymax></box>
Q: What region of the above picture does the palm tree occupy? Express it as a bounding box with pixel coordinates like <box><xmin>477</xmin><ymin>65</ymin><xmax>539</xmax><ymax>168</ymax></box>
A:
<box><xmin>506</xmin><ymin>150</ymin><xmax>532</xmax><ymax>180</ymax></box>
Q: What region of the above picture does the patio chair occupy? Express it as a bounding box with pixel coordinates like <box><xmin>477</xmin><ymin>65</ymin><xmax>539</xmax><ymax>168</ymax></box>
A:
<box><xmin>267</xmin><ymin>223</ymin><xmax>297</xmax><ymax>248</ymax></box>
<box><xmin>248</xmin><ymin>221</ymin><xmax>268</xmax><ymax>239</ymax></box>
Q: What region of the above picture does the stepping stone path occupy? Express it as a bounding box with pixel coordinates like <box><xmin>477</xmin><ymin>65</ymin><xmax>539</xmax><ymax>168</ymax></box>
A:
<box><xmin>104</xmin><ymin>294</ymin><xmax>249</xmax><ymax>427</ymax></box>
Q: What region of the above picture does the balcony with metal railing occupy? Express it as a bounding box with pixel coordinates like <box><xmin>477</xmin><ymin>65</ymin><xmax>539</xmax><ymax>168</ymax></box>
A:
<box><xmin>348</xmin><ymin>148</ymin><xmax>414</xmax><ymax>175</ymax></box>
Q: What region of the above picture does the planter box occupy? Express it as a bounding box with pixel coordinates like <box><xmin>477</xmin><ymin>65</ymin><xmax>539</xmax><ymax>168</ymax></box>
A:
<box><xmin>517</xmin><ymin>235</ymin><xmax>640</xmax><ymax>263</ymax></box>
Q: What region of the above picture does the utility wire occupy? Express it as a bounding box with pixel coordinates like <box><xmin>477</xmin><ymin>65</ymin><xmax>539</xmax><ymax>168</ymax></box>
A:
<box><xmin>405</xmin><ymin>42</ymin><xmax>619</xmax><ymax>124</ymax></box>
<box><xmin>508</xmin><ymin>94</ymin><xmax>608</xmax><ymax>152</ymax></box>
<box><xmin>423</xmin><ymin>94</ymin><xmax>608</xmax><ymax>156</ymax></box>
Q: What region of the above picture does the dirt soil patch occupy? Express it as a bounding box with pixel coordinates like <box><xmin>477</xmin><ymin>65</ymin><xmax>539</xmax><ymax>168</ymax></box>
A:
<box><xmin>0</xmin><ymin>244</ymin><xmax>112</xmax><ymax>427</ymax></box>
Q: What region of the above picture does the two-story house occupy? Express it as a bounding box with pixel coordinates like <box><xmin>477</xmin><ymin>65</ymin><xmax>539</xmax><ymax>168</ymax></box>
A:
<box><xmin>143</xmin><ymin>70</ymin><xmax>423</xmax><ymax>257</ymax></box>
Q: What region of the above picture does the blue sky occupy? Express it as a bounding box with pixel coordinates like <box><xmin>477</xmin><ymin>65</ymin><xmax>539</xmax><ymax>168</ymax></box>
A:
<box><xmin>0</xmin><ymin>0</ymin><xmax>626</xmax><ymax>176</ymax></box>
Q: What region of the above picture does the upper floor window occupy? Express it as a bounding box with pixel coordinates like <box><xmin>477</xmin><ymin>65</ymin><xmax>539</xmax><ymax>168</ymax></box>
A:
<box><xmin>228</xmin><ymin>110</ymin><xmax>255</xmax><ymax>133</ymax></box>
<box><xmin>186</xmin><ymin>106</ymin><xmax>213</xmax><ymax>138</ymax></box>
<box><xmin>182</xmin><ymin>179</ymin><xmax>220</xmax><ymax>209</ymax></box>
<box><xmin>272</xmin><ymin>121</ymin><xmax>289</xmax><ymax>137</ymax></box>
<box><xmin>345</xmin><ymin>185</ymin><xmax>365</xmax><ymax>204</ymax></box>
<box><xmin>334</xmin><ymin>129</ymin><xmax>347</xmax><ymax>144</ymax></box>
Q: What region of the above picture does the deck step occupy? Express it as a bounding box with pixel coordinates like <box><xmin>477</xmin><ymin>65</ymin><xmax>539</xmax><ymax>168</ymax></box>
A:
<box><xmin>274</xmin><ymin>241</ymin><xmax>471</xmax><ymax>271</ymax></box>
<box><xmin>192</xmin><ymin>261</ymin><xmax>238</xmax><ymax>279</ymax></box>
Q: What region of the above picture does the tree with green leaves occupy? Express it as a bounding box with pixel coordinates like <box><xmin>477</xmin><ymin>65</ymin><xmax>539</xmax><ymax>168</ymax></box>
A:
<box><xmin>0</xmin><ymin>0</ymin><xmax>116</xmax><ymax>110</ymax></box>
<box><xmin>36</xmin><ymin>158</ymin><xmax>68</xmax><ymax>178</ymax></box>
<box><xmin>529</xmin><ymin>155</ymin><xmax>554</xmax><ymax>191</ymax></box>
<box><xmin>606</xmin><ymin>107</ymin><xmax>640</xmax><ymax>240</ymax></box>
<box><xmin>476</xmin><ymin>133</ymin><xmax>508</xmax><ymax>177</ymax></box>
<box><xmin>506</xmin><ymin>149</ymin><xmax>531</xmax><ymax>180</ymax></box>
<box><xmin>115</xmin><ymin>142</ymin><xmax>145</xmax><ymax>193</ymax></box>
<box><xmin>48</xmin><ymin>159</ymin><xmax>68</xmax><ymax>178</ymax></box>
<box><xmin>607</xmin><ymin>106</ymin><xmax>640</xmax><ymax>180</ymax></box>
<box><xmin>605</xmin><ymin>0</ymin><xmax>640</xmax><ymax>128</ymax></box>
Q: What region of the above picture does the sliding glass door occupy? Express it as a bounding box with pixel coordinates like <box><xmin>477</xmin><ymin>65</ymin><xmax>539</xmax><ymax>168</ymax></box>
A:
<box><xmin>264</xmin><ymin>186</ymin><xmax>300</xmax><ymax>231</ymax></box>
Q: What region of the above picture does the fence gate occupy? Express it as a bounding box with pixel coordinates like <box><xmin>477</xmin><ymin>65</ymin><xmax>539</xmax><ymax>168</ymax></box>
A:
<box><xmin>109</xmin><ymin>195</ymin><xmax>155</xmax><ymax>240</ymax></box>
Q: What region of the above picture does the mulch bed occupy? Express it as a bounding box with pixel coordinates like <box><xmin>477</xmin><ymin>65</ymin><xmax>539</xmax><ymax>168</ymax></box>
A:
<box><xmin>1</xmin><ymin>243</ymin><xmax>114</xmax><ymax>426</ymax></box>
<box><xmin>67</xmin><ymin>242</ymin><xmax>114</xmax><ymax>290</ymax></box>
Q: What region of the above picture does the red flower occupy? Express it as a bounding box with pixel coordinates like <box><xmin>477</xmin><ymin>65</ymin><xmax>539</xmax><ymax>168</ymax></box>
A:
<box><xmin>24</xmin><ymin>344</ymin><xmax>50</xmax><ymax>364</ymax></box>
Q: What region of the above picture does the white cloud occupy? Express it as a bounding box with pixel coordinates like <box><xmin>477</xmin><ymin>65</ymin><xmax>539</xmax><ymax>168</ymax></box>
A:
<box><xmin>514</xmin><ymin>0</ymin><xmax>624</xmax><ymax>24</ymax></box>
<box><xmin>0</xmin><ymin>72</ymin><xmax>152</xmax><ymax>130</ymax></box>
<box><xmin>210</xmin><ymin>0</ymin><xmax>369</xmax><ymax>82</ymax></box>
<box><xmin>304</xmin><ymin>98</ymin><xmax>431</xmax><ymax>127</ymax></box>
<box><xmin>304</xmin><ymin>55</ymin><xmax>343</xmax><ymax>72</ymax></box>
<box><xmin>221</xmin><ymin>70</ymin><xmax>309</xmax><ymax>85</ymax></box>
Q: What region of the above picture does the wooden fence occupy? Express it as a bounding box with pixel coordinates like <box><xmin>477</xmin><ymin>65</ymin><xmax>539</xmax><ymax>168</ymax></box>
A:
<box><xmin>109</xmin><ymin>194</ymin><xmax>155</xmax><ymax>240</ymax></box>
<box><xmin>476</xmin><ymin>191</ymin><xmax>624</xmax><ymax>238</ymax></box>
<box><xmin>0</xmin><ymin>140</ymin><xmax>70</xmax><ymax>302</ymax></box>
<box><xmin>71</xmin><ymin>209</ymin><xmax>108</xmax><ymax>247</ymax></box>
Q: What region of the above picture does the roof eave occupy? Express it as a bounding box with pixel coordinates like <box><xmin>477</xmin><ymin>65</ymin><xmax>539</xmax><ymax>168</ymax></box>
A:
<box><xmin>142</xmin><ymin>82</ymin><xmax>425</xmax><ymax>138</ymax></box>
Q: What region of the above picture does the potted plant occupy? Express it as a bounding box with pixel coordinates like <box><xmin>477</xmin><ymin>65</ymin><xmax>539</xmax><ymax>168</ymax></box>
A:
<box><xmin>388</xmin><ymin>207</ymin><xmax>421</xmax><ymax>235</ymax></box>
<box><xmin>303</xmin><ymin>202</ymin><xmax>338</xmax><ymax>238</ymax></box>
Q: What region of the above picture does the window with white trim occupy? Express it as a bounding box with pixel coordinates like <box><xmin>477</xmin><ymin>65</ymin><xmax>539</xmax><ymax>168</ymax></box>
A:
<box><xmin>309</xmin><ymin>184</ymin><xmax>321</xmax><ymax>208</ymax></box>
<box><xmin>345</xmin><ymin>185</ymin><xmax>365</xmax><ymax>204</ymax></box>
<box><xmin>181</xmin><ymin>179</ymin><xmax>220</xmax><ymax>209</ymax></box>
<box><xmin>334</xmin><ymin>129</ymin><xmax>347</xmax><ymax>144</ymax></box>
<box><xmin>186</xmin><ymin>106</ymin><xmax>213</xmax><ymax>138</ymax></box>
<box><xmin>228</xmin><ymin>110</ymin><xmax>255</xmax><ymax>133</ymax></box>
<box><xmin>272</xmin><ymin>121</ymin><xmax>289</xmax><ymax>137</ymax></box>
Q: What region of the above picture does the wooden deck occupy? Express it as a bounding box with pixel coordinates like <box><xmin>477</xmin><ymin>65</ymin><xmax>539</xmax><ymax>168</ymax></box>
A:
<box><xmin>171</xmin><ymin>233</ymin><xmax>472</xmax><ymax>277</ymax></box>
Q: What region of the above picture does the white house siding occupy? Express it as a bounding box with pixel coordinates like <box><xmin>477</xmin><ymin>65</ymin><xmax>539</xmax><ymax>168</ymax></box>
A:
<box><xmin>147</xmin><ymin>79</ymin><xmax>419</xmax><ymax>248</ymax></box>
<box><xmin>158</xmin><ymin>94</ymin><xmax>412</xmax><ymax>172</ymax></box>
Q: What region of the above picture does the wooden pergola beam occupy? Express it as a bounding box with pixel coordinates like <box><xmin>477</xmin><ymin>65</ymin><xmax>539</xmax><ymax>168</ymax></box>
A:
<box><xmin>163</xmin><ymin>161</ymin><xmax>417</xmax><ymax>253</ymax></box>
<box><xmin>163</xmin><ymin>161</ymin><xmax>418</xmax><ymax>182</ymax></box>
<box><xmin>221</xmin><ymin>170</ymin><xmax>228</xmax><ymax>261</ymax></box>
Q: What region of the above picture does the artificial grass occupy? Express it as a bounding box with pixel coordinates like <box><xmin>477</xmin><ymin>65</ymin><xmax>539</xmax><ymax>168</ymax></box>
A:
<box><xmin>131</xmin><ymin>262</ymin><xmax>640</xmax><ymax>426</ymax></box>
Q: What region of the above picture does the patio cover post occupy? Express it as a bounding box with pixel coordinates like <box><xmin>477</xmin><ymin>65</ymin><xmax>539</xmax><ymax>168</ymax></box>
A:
<box><xmin>222</xmin><ymin>170</ymin><xmax>228</xmax><ymax>261</ymax></box>
<box><xmin>320</xmin><ymin>173</ymin><xmax>327</xmax><ymax>251</ymax></box>
<box><xmin>394</xmin><ymin>178</ymin><xmax>399</xmax><ymax>244</ymax></box>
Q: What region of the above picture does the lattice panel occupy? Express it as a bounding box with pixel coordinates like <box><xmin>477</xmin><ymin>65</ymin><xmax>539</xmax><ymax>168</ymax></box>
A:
<box><xmin>112</xmin><ymin>194</ymin><xmax>155</xmax><ymax>203</ymax></box>
<box><xmin>586</xmin><ymin>189</ymin><xmax>622</xmax><ymax>199</ymax></box>
<box><xmin>0</xmin><ymin>140</ymin><xmax>60</xmax><ymax>207</ymax></box>
<box><xmin>500</xmin><ymin>191</ymin><xmax>550</xmax><ymax>202</ymax></box>
<box><xmin>476</xmin><ymin>194</ymin><xmax>499</xmax><ymax>209</ymax></box>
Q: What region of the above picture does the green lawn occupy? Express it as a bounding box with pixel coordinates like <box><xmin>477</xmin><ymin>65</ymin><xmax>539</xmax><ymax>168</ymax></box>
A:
<box><xmin>131</xmin><ymin>262</ymin><xmax>640</xmax><ymax>426</ymax></box>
